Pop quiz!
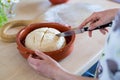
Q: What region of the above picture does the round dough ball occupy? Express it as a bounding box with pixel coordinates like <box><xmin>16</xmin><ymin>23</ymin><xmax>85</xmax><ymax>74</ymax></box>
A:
<box><xmin>25</xmin><ymin>27</ymin><xmax>66</xmax><ymax>52</ymax></box>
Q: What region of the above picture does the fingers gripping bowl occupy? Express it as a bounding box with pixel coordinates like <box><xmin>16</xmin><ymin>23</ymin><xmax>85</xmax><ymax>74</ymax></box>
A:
<box><xmin>16</xmin><ymin>23</ymin><xmax>75</xmax><ymax>61</ymax></box>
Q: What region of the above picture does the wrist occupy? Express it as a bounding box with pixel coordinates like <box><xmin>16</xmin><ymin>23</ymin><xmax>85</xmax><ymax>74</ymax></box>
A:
<box><xmin>111</xmin><ymin>8</ymin><xmax>120</xmax><ymax>19</ymax></box>
<box><xmin>52</xmin><ymin>69</ymin><xmax>80</xmax><ymax>80</ymax></box>
<box><xmin>52</xmin><ymin>69</ymin><xmax>70</xmax><ymax>80</ymax></box>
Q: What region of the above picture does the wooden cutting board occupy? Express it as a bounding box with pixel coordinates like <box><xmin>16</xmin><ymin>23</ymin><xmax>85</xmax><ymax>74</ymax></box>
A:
<box><xmin>0</xmin><ymin>32</ymin><xmax>106</xmax><ymax>80</ymax></box>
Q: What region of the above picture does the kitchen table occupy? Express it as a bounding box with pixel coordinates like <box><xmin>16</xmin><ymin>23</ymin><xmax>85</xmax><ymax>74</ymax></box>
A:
<box><xmin>0</xmin><ymin>0</ymin><xmax>120</xmax><ymax>80</ymax></box>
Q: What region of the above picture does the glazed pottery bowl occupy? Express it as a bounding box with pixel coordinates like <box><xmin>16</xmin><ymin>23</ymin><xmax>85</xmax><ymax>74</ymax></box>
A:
<box><xmin>16</xmin><ymin>22</ymin><xmax>75</xmax><ymax>61</ymax></box>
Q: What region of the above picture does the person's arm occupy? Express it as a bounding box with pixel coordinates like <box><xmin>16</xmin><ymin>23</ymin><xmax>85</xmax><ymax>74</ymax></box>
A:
<box><xmin>52</xmin><ymin>69</ymin><xmax>97</xmax><ymax>80</ymax></box>
<box><xmin>27</xmin><ymin>51</ymin><xmax>97</xmax><ymax>80</ymax></box>
<box><xmin>79</xmin><ymin>8</ymin><xmax>119</xmax><ymax>37</ymax></box>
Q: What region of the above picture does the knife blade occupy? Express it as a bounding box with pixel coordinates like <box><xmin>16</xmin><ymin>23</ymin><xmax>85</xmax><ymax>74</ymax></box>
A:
<box><xmin>56</xmin><ymin>22</ymin><xmax>112</xmax><ymax>37</ymax></box>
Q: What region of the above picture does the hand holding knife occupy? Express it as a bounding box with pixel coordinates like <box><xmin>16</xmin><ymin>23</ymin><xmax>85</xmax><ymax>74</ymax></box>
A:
<box><xmin>56</xmin><ymin>22</ymin><xmax>112</xmax><ymax>37</ymax></box>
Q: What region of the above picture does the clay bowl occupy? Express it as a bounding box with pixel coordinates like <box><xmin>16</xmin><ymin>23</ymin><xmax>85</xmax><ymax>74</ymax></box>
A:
<box><xmin>16</xmin><ymin>22</ymin><xmax>75</xmax><ymax>61</ymax></box>
<box><xmin>49</xmin><ymin>0</ymin><xmax>68</xmax><ymax>5</ymax></box>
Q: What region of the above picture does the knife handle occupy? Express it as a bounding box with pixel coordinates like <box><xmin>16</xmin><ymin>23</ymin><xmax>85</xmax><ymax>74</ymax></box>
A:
<box><xmin>84</xmin><ymin>22</ymin><xmax>112</xmax><ymax>31</ymax></box>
